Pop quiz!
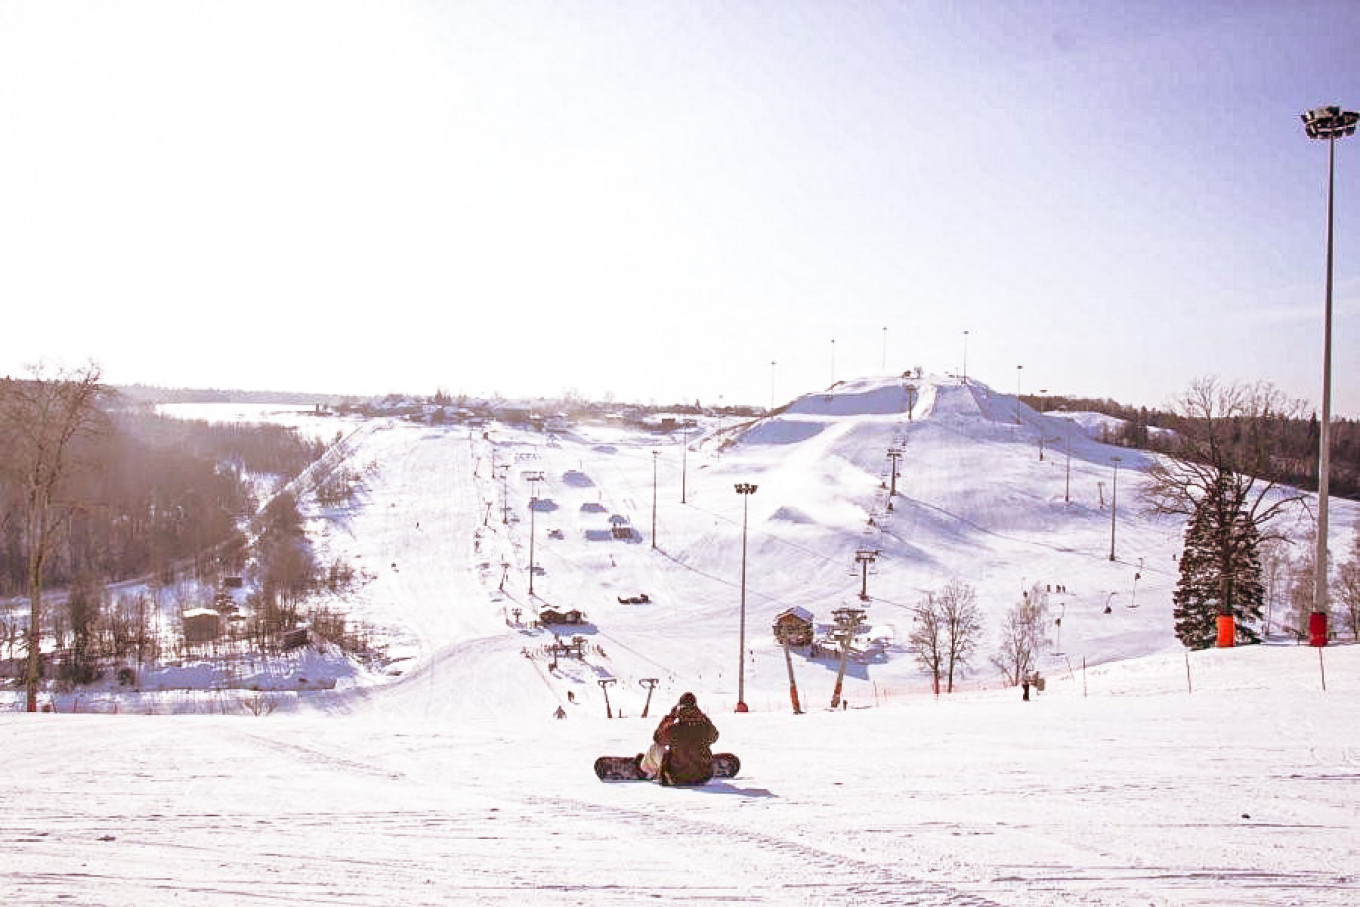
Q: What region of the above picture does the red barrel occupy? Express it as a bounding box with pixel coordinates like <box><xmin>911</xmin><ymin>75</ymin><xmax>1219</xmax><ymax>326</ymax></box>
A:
<box><xmin>1308</xmin><ymin>611</ymin><xmax>1328</xmax><ymax>647</ymax></box>
<box><xmin>1216</xmin><ymin>613</ymin><xmax>1235</xmax><ymax>648</ymax></box>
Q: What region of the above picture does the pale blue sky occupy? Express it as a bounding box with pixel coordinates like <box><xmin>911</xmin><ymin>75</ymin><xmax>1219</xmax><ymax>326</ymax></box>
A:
<box><xmin>1</xmin><ymin>1</ymin><xmax>1357</xmax><ymax>414</ymax></box>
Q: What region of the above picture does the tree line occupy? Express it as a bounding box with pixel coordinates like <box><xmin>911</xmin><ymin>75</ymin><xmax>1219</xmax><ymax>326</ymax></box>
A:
<box><xmin>1025</xmin><ymin>391</ymin><xmax>1360</xmax><ymax>499</ymax></box>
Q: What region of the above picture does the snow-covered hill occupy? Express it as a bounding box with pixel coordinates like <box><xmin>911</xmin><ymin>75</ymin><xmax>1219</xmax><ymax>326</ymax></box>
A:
<box><xmin>5</xmin><ymin>373</ymin><xmax>1359</xmax><ymax>905</ymax></box>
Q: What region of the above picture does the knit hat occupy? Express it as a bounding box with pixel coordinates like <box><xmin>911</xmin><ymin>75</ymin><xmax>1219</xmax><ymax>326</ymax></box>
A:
<box><xmin>678</xmin><ymin>691</ymin><xmax>697</xmax><ymax>707</ymax></box>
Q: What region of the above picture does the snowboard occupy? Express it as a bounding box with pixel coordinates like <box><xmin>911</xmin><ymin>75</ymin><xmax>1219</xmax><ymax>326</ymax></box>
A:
<box><xmin>594</xmin><ymin>752</ymin><xmax>741</xmax><ymax>782</ymax></box>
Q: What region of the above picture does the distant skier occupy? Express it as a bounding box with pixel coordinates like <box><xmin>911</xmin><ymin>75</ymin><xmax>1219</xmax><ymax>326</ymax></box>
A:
<box><xmin>640</xmin><ymin>692</ymin><xmax>720</xmax><ymax>785</ymax></box>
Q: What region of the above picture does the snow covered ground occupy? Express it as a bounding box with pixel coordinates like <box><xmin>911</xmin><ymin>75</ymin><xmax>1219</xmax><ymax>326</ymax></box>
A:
<box><xmin>5</xmin><ymin>374</ymin><xmax>1359</xmax><ymax>905</ymax></box>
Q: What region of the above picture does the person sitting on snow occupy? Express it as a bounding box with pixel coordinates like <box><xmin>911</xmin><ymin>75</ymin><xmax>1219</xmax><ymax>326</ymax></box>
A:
<box><xmin>639</xmin><ymin>691</ymin><xmax>720</xmax><ymax>785</ymax></box>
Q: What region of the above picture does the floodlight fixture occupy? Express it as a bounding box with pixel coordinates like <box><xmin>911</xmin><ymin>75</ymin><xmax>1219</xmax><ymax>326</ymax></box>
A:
<box><xmin>1302</xmin><ymin>106</ymin><xmax>1359</xmax><ymax>140</ymax></box>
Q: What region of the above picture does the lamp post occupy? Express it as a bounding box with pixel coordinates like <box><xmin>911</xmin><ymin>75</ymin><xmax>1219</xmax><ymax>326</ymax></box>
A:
<box><xmin>498</xmin><ymin>464</ymin><xmax>510</xmax><ymax>525</ymax></box>
<box><xmin>1015</xmin><ymin>364</ymin><xmax>1024</xmax><ymax>424</ymax></box>
<box><xmin>1302</xmin><ymin>104</ymin><xmax>1358</xmax><ymax>633</ymax></box>
<box><xmin>651</xmin><ymin>450</ymin><xmax>659</xmax><ymax>549</ymax></box>
<box><xmin>734</xmin><ymin>482</ymin><xmax>758</xmax><ymax>712</ymax></box>
<box><xmin>1038</xmin><ymin>388</ymin><xmax>1048</xmax><ymax>460</ymax></box>
<box><xmin>962</xmin><ymin>330</ymin><xmax>969</xmax><ymax>383</ymax></box>
<box><xmin>830</xmin><ymin>338</ymin><xmax>836</xmax><ymax>385</ymax></box>
<box><xmin>681</xmin><ymin>424</ymin><xmax>689</xmax><ymax>504</ymax></box>
<box><xmin>1064</xmin><ymin>419</ymin><xmax>1073</xmax><ymax>503</ymax></box>
<box><xmin>882</xmin><ymin>325</ymin><xmax>888</xmax><ymax>371</ymax></box>
<box><xmin>1108</xmin><ymin>456</ymin><xmax>1122</xmax><ymax>561</ymax></box>
<box><xmin>526</xmin><ymin>471</ymin><xmax>543</xmax><ymax>595</ymax></box>
<box><xmin>770</xmin><ymin>360</ymin><xmax>777</xmax><ymax>411</ymax></box>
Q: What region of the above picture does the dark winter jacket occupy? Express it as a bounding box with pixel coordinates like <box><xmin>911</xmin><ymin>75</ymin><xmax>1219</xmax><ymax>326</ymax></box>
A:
<box><xmin>653</xmin><ymin>704</ymin><xmax>720</xmax><ymax>785</ymax></box>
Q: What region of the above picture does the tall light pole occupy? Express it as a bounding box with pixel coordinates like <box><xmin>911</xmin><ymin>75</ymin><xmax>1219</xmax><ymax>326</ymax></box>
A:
<box><xmin>734</xmin><ymin>482</ymin><xmax>758</xmax><ymax>712</ymax></box>
<box><xmin>1302</xmin><ymin>104</ymin><xmax>1358</xmax><ymax>627</ymax></box>
<box><xmin>882</xmin><ymin>325</ymin><xmax>888</xmax><ymax>371</ymax></box>
<box><xmin>651</xmin><ymin>450</ymin><xmax>659</xmax><ymax>550</ymax></box>
<box><xmin>1015</xmin><ymin>364</ymin><xmax>1024</xmax><ymax>424</ymax></box>
<box><xmin>830</xmin><ymin>338</ymin><xmax>836</xmax><ymax>385</ymax></box>
<box><xmin>526</xmin><ymin>471</ymin><xmax>543</xmax><ymax>595</ymax></box>
<box><xmin>962</xmin><ymin>330</ymin><xmax>969</xmax><ymax>383</ymax></box>
<box><xmin>770</xmin><ymin>360</ymin><xmax>777</xmax><ymax>411</ymax></box>
<box><xmin>1038</xmin><ymin>389</ymin><xmax>1048</xmax><ymax>460</ymax></box>
<box><xmin>1064</xmin><ymin>418</ymin><xmax>1074</xmax><ymax>504</ymax></box>
<box><xmin>1108</xmin><ymin>456</ymin><xmax>1121</xmax><ymax>561</ymax></box>
<box><xmin>501</xmin><ymin>466</ymin><xmax>512</xmax><ymax>525</ymax></box>
<box><xmin>681</xmin><ymin>424</ymin><xmax>689</xmax><ymax>504</ymax></box>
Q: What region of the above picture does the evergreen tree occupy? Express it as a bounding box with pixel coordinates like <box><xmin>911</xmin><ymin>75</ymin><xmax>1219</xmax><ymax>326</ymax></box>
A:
<box><xmin>1171</xmin><ymin>474</ymin><xmax>1265</xmax><ymax>648</ymax></box>
<box><xmin>1228</xmin><ymin>513</ymin><xmax>1265</xmax><ymax>644</ymax></box>
<box><xmin>1173</xmin><ymin>499</ymin><xmax>1219</xmax><ymax>648</ymax></box>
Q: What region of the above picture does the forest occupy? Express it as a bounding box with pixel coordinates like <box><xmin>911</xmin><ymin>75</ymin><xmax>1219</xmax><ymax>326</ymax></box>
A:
<box><xmin>1024</xmin><ymin>393</ymin><xmax>1360</xmax><ymax>500</ymax></box>
<box><xmin>0</xmin><ymin>398</ymin><xmax>324</xmax><ymax>597</ymax></box>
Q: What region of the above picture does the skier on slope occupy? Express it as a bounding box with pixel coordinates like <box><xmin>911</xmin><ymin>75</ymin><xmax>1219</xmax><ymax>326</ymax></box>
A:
<box><xmin>639</xmin><ymin>692</ymin><xmax>720</xmax><ymax>785</ymax></box>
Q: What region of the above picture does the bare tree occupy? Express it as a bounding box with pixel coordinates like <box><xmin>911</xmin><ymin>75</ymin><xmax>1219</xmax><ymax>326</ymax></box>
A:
<box><xmin>1143</xmin><ymin>378</ymin><xmax>1306</xmax><ymax>638</ymax></box>
<box><xmin>1335</xmin><ymin>520</ymin><xmax>1360</xmax><ymax>640</ymax></box>
<box><xmin>0</xmin><ymin>362</ymin><xmax>106</xmax><ymax>711</ymax></box>
<box><xmin>1258</xmin><ymin>535</ymin><xmax>1291</xmax><ymax>637</ymax></box>
<box><xmin>911</xmin><ymin>580</ymin><xmax>983</xmax><ymax>694</ymax></box>
<box><xmin>909</xmin><ymin>593</ymin><xmax>946</xmax><ymax>695</ymax></box>
<box><xmin>941</xmin><ymin>581</ymin><xmax>983</xmax><ymax>692</ymax></box>
<box><xmin>1145</xmin><ymin>377</ymin><xmax>1306</xmax><ymax>528</ymax></box>
<box><xmin>992</xmin><ymin>586</ymin><xmax>1050</xmax><ymax>686</ymax></box>
<box><xmin>1284</xmin><ymin>530</ymin><xmax>1318</xmax><ymax>636</ymax></box>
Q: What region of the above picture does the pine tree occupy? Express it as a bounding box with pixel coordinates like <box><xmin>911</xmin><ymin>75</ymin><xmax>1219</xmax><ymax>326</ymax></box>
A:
<box><xmin>1171</xmin><ymin>474</ymin><xmax>1266</xmax><ymax>648</ymax></box>
<box><xmin>1228</xmin><ymin>512</ymin><xmax>1265</xmax><ymax>644</ymax></box>
<box><xmin>1173</xmin><ymin>497</ymin><xmax>1219</xmax><ymax>648</ymax></box>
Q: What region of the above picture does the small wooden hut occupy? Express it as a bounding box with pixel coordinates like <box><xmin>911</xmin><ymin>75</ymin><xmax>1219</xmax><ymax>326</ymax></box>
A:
<box><xmin>771</xmin><ymin>606</ymin><xmax>815</xmax><ymax>646</ymax></box>
<box><xmin>182</xmin><ymin>608</ymin><xmax>221</xmax><ymax>645</ymax></box>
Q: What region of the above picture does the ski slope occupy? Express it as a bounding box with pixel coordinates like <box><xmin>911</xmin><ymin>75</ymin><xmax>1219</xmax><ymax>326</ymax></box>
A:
<box><xmin>5</xmin><ymin>374</ymin><xmax>1359</xmax><ymax>906</ymax></box>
